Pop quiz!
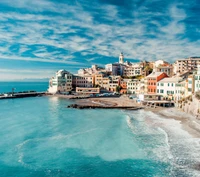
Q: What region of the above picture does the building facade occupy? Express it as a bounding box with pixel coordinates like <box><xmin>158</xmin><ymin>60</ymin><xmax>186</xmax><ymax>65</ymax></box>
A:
<box><xmin>157</xmin><ymin>77</ymin><xmax>184</xmax><ymax>100</ymax></box>
<box><xmin>175</xmin><ymin>57</ymin><xmax>200</xmax><ymax>74</ymax></box>
<box><xmin>105</xmin><ymin>63</ymin><xmax>124</xmax><ymax>76</ymax></box>
<box><xmin>147</xmin><ymin>72</ymin><xmax>168</xmax><ymax>94</ymax></box>
<box><xmin>76</xmin><ymin>87</ymin><xmax>100</xmax><ymax>94</ymax></box>
<box><xmin>155</xmin><ymin>65</ymin><xmax>174</xmax><ymax>77</ymax></box>
<box><xmin>194</xmin><ymin>65</ymin><xmax>200</xmax><ymax>92</ymax></box>
<box><xmin>48</xmin><ymin>70</ymin><xmax>72</xmax><ymax>94</ymax></box>
<box><xmin>123</xmin><ymin>64</ymin><xmax>143</xmax><ymax>77</ymax></box>
<box><xmin>127</xmin><ymin>79</ymin><xmax>140</xmax><ymax>94</ymax></box>
<box><xmin>72</xmin><ymin>75</ymin><xmax>94</xmax><ymax>88</ymax></box>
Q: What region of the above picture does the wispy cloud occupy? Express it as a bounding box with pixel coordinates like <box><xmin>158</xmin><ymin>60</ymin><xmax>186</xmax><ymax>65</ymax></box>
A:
<box><xmin>0</xmin><ymin>0</ymin><xmax>199</xmax><ymax>80</ymax></box>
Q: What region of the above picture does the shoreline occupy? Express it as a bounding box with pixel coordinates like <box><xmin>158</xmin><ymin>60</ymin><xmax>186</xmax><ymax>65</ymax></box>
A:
<box><xmin>152</xmin><ymin>107</ymin><xmax>200</xmax><ymax>138</ymax></box>
<box><xmin>51</xmin><ymin>94</ymin><xmax>200</xmax><ymax>137</ymax></box>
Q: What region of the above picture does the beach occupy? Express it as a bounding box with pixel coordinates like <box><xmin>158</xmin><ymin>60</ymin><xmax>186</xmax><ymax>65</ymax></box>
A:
<box><xmin>53</xmin><ymin>94</ymin><xmax>200</xmax><ymax>138</ymax></box>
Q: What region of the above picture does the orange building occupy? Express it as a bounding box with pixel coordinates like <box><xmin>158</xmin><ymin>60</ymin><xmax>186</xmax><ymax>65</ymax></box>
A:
<box><xmin>119</xmin><ymin>79</ymin><xmax>127</xmax><ymax>94</ymax></box>
<box><xmin>146</xmin><ymin>72</ymin><xmax>168</xmax><ymax>94</ymax></box>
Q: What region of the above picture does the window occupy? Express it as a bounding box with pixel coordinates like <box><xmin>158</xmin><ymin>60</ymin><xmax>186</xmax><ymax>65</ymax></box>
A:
<box><xmin>161</xmin><ymin>83</ymin><xmax>164</xmax><ymax>86</ymax></box>
<box><xmin>168</xmin><ymin>83</ymin><xmax>170</xmax><ymax>86</ymax></box>
<box><xmin>157</xmin><ymin>89</ymin><xmax>159</xmax><ymax>93</ymax></box>
<box><xmin>157</xmin><ymin>83</ymin><xmax>159</xmax><ymax>86</ymax></box>
<box><xmin>172</xmin><ymin>83</ymin><xmax>173</xmax><ymax>87</ymax></box>
<box><xmin>160</xmin><ymin>90</ymin><xmax>164</xmax><ymax>93</ymax></box>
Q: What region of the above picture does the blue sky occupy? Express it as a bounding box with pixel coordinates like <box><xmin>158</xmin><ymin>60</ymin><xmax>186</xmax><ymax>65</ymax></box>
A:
<box><xmin>0</xmin><ymin>0</ymin><xmax>199</xmax><ymax>80</ymax></box>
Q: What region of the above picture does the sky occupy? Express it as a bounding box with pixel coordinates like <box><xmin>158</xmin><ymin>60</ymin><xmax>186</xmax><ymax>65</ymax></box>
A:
<box><xmin>0</xmin><ymin>0</ymin><xmax>199</xmax><ymax>80</ymax></box>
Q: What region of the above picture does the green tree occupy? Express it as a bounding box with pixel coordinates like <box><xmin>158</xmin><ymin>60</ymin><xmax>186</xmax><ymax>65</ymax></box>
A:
<box><xmin>116</xmin><ymin>86</ymin><xmax>122</xmax><ymax>93</ymax></box>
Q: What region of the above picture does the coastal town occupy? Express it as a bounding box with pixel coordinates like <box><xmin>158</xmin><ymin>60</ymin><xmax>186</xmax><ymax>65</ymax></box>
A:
<box><xmin>47</xmin><ymin>54</ymin><xmax>200</xmax><ymax>122</ymax></box>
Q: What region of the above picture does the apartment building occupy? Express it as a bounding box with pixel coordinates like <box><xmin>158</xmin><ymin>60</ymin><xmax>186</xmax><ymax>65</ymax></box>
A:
<box><xmin>194</xmin><ymin>65</ymin><xmax>200</xmax><ymax>92</ymax></box>
<box><xmin>147</xmin><ymin>72</ymin><xmax>168</xmax><ymax>94</ymax></box>
<box><xmin>105</xmin><ymin>63</ymin><xmax>124</xmax><ymax>76</ymax></box>
<box><xmin>108</xmin><ymin>76</ymin><xmax>120</xmax><ymax>92</ymax></box>
<box><xmin>123</xmin><ymin>64</ymin><xmax>142</xmax><ymax>77</ymax></box>
<box><xmin>119</xmin><ymin>79</ymin><xmax>128</xmax><ymax>94</ymax></box>
<box><xmin>48</xmin><ymin>70</ymin><xmax>72</xmax><ymax>94</ymax></box>
<box><xmin>175</xmin><ymin>57</ymin><xmax>200</xmax><ymax>74</ymax></box>
<box><xmin>127</xmin><ymin>79</ymin><xmax>140</xmax><ymax>94</ymax></box>
<box><xmin>72</xmin><ymin>75</ymin><xmax>94</xmax><ymax>88</ymax></box>
<box><xmin>157</xmin><ymin>77</ymin><xmax>185</xmax><ymax>100</ymax></box>
<box><xmin>155</xmin><ymin>65</ymin><xmax>174</xmax><ymax>77</ymax></box>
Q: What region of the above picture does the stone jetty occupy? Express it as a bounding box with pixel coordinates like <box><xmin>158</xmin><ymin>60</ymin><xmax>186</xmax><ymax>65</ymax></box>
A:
<box><xmin>67</xmin><ymin>104</ymin><xmax>144</xmax><ymax>110</ymax></box>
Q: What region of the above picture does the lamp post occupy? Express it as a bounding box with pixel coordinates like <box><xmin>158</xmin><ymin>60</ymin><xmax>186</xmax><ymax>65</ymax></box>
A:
<box><xmin>12</xmin><ymin>88</ymin><xmax>16</xmax><ymax>96</ymax></box>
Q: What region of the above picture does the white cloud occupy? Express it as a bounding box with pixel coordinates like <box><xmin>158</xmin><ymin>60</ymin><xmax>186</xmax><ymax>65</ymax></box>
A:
<box><xmin>0</xmin><ymin>0</ymin><xmax>199</xmax><ymax>69</ymax></box>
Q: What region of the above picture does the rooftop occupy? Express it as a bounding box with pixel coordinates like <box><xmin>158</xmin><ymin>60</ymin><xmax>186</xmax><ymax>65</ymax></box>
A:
<box><xmin>146</xmin><ymin>72</ymin><xmax>163</xmax><ymax>78</ymax></box>
<box><xmin>177</xmin><ymin>57</ymin><xmax>200</xmax><ymax>61</ymax></box>
<box><xmin>158</xmin><ymin>77</ymin><xmax>183</xmax><ymax>83</ymax></box>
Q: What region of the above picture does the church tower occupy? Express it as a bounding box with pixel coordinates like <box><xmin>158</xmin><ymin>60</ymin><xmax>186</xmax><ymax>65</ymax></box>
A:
<box><xmin>119</xmin><ymin>52</ymin><xmax>124</xmax><ymax>64</ymax></box>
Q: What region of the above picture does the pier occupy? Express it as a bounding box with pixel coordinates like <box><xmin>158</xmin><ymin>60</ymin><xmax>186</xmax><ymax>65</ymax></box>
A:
<box><xmin>67</xmin><ymin>104</ymin><xmax>144</xmax><ymax>110</ymax></box>
<box><xmin>0</xmin><ymin>91</ymin><xmax>46</xmax><ymax>99</ymax></box>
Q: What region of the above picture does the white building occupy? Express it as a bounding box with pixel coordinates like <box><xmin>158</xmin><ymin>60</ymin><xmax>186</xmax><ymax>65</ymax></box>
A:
<box><xmin>154</xmin><ymin>60</ymin><xmax>169</xmax><ymax>68</ymax></box>
<box><xmin>48</xmin><ymin>70</ymin><xmax>72</xmax><ymax>94</ymax></box>
<box><xmin>105</xmin><ymin>63</ymin><xmax>124</xmax><ymax>76</ymax></box>
<box><xmin>123</xmin><ymin>64</ymin><xmax>142</xmax><ymax>76</ymax></box>
<box><xmin>194</xmin><ymin>65</ymin><xmax>200</xmax><ymax>92</ymax></box>
<box><xmin>127</xmin><ymin>79</ymin><xmax>140</xmax><ymax>94</ymax></box>
<box><xmin>157</xmin><ymin>77</ymin><xmax>185</xmax><ymax>100</ymax></box>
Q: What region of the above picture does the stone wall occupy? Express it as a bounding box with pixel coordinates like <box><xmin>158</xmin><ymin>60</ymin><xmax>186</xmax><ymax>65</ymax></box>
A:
<box><xmin>176</xmin><ymin>95</ymin><xmax>200</xmax><ymax>118</ymax></box>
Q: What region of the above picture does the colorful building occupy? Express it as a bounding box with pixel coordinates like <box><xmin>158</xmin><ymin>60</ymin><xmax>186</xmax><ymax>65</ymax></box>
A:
<box><xmin>119</xmin><ymin>79</ymin><xmax>128</xmax><ymax>94</ymax></box>
<box><xmin>147</xmin><ymin>72</ymin><xmax>168</xmax><ymax>94</ymax></box>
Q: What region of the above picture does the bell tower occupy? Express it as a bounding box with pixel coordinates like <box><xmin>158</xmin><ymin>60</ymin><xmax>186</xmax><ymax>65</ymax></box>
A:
<box><xmin>119</xmin><ymin>52</ymin><xmax>124</xmax><ymax>64</ymax></box>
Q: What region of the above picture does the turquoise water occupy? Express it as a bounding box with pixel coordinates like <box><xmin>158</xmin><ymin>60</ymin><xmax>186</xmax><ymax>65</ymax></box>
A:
<box><xmin>0</xmin><ymin>96</ymin><xmax>200</xmax><ymax>177</ymax></box>
<box><xmin>0</xmin><ymin>82</ymin><xmax>48</xmax><ymax>93</ymax></box>
<box><xmin>0</xmin><ymin>83</ymin><xmax>200</xmax><ymax>176</ymax></box>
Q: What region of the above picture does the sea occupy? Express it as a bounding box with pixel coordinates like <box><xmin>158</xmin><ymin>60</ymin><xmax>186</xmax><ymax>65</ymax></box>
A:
<box><xmin>0</xmin><ymin>82</ymin><xmax>200</xmax><ymax>177</ymax></box>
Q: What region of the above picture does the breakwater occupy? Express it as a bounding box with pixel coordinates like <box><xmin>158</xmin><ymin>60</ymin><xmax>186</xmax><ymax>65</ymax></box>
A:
<box><xmin>69</xmin><ymin>95</ymin><xmax>120</xmax><ymax>100</ymax></box>
<box><xmin>0</xmin><ymin>92</ymin><xmax>46</xmax><ymax>99</ymax></box>
<box><xmin>67</xmin><ymin>104</ymin><xmax>144</xmax><ymax>110</ymax></box>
